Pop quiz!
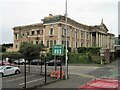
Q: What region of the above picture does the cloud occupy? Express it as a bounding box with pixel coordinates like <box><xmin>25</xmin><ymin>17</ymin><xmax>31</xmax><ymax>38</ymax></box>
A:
<box><xmin>0</xmin><ymin>0</ymin><xmax>119</xmax><ymax>44</ymax></box>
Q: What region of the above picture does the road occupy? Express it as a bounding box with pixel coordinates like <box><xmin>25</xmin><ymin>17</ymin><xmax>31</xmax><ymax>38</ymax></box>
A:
<box><xmin>1</xmin><ymin>59</ymin><xmax>119</xmax><ymax>89</ymax></box>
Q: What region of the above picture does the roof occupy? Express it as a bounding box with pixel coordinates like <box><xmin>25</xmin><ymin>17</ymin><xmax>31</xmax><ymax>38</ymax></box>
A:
<box><xmin>13</xmin><ymin>23</ymin><xmax>43</xmax><ymax>30</ymax></box>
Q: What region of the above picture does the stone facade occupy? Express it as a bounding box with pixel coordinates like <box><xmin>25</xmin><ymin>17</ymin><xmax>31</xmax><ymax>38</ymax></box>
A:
<box><xmin>12</xmin><ymin>14</ymin><xmax>115</xmax><ymax>52</ymax></box>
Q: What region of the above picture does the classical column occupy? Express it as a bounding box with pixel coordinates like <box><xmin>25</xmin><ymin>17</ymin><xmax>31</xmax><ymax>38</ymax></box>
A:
<box><xmin>84</xmin><ymin>31</ymin><xmax>87</xmax><ymax>47</ymax></box>
<box><xmin>74</xmin><ymin>31</ymin><xmax>76</xmax><ymax>48</ymax></box>
<box><xmin>102</xmin><ymin>34</ymin><xmax>103</xmax><ymax>47</ymax></box>
<box><xmin>103</xmin><ymin>34</ymin><xmax>105</xmax><ymax>48</ymax></box>
<box><xmin>98</xmin><ymin>33</ymin><xmax>100</xmax><ymax>47</ymax></box>
<box><xmin>90</xmin><ymin>32</ymin><xmax>92</xmax><ymax>47</ymax></box>
<box><xmin>43</xmin><ymin>28</ymin><xmax>45</xmax><ymax>45</ymax></box>
<box><xmin>69</xmin><ymin>29</ymin><xmax>72</xmax><ymax>47</ymax></box>
<box><xmin>99</xmin><ymin>33</ymin><xmax>101</xmax><ymax>47</ymax></box>
<box><xmin>96</xmin><ymin>32</ymin><xmax>98</xmax><ymax>47</ymax></box>
<box><xmin>58</xmin><ymin>26</ymin><xmax>61</xmax><ymax>44</ymax></box>
<box><xmin>100</xmin><ymin>33</ymin><xmax>102</xmax><ymax>47</ymax></box>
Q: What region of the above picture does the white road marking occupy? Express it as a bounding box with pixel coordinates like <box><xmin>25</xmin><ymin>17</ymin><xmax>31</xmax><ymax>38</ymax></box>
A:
<box><xmin>70</xmin><ymin>73</ymin><xmax>96</xmax><ymax>79</ymax></box>
<box><xmin>6</xmin><ymin>75</ymin><xmax>35</xmax><ymax>82</ymax></box>
<box><xmin>19</xmin><ymin>78</ymin><xmax>45</xmax><ymax>85</ymax></box>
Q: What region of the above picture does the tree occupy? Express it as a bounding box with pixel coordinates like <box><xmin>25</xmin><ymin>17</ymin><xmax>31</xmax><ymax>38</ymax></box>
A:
<box><xmin>19</xmin><ymin>42</ymin><xmax>44</xmax><ymax>72</ymax></box>
<box><xmin>0</xmin><ymin>45</ymin><xmax>6</xmax><ymax>52</ymax></box>
<box><xmin>19</xmin><ymin>42</ymin><xmax>43</xmax><ymax>60</ymax></box>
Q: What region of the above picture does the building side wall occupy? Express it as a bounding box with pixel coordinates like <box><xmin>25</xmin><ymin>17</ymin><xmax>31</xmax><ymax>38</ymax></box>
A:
<box><xmin>12</xmin><ymin>15</ymin><xmax>115</xmax><ymax>52</ymax></box>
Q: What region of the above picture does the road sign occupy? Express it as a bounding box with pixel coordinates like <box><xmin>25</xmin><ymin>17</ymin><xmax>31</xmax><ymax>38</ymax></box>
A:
<box><xmin>52</xmin><ymin>44</ymin><xmax>64</xmax><ymax>56</ymax></box>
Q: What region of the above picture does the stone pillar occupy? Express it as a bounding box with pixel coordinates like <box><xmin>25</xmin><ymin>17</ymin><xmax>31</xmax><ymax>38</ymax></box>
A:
<box><xmin>98</xmin><ymin>33</ymin><xmax>100</xmax><ymax>47</ymax></box>
<box><xmin>99</xmin><ymin>33</ymin><xmax>101</xmax><ymax>47</ymax></box>
<box><xmin>43</xmin><ymin>28</ymin><xmax>45</xmax><ymax>46</ymax></box>
<box><xmin>91</xmin><ymin>32</ymin><xmax>92</xmax><ymax>47</ymax></box>
<box><xmin>96</xmin><ymin>32</ymin><xmax>98</xmax><ymax>47</ymax></box>
<box><xmin>79</xmin><ymin>30</ymin><xmax>81</xmax><ymax>47</ymax></box>
<box><xmin>58</xmin><ymin>26</ymin><xmax>61</xmax><ymax>44</ymax></box>
<box><xmin>74</xmin><ymin>31</ymin><xmax>76</xmax><ymax>48</ymax></box>
<box><xmin>69</xmin><ymin>29</ymin><xmax>72</xmax><ymax>47</ymax></box>
<box><xmin>103</xmin><ymin>34</ymin><xmax>105</xmax><ymax>48</ymax></box>
<box><xmin>101</xmin><ymin>34</ymin><xmax>103</xmax><ymax>48</ymax></box>
<box><xmin>84</xmin><ymin>31</ymin><xmax>87</xmax><ymax>47</ymax></box>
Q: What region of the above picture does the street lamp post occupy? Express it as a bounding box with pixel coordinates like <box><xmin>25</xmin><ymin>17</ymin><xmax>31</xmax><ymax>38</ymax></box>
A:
<box><xmin>40</xmin><ymin>49</ymin><xmax>47</xmax><ymax>83</ymax></box>
<box><xmin>65</xmin><ymin>0</ymin><xmax>68</xmax><ymax>79</ymax></box>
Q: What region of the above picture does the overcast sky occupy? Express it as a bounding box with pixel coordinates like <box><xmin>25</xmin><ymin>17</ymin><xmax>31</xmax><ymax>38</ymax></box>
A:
<box><xmin>0</xmin><ymin>0</ymin><xmax>119</xmax><ymax>44</ymax></box>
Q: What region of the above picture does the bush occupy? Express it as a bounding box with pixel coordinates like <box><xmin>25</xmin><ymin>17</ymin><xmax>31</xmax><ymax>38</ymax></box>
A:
<box><xmin>77</xmin><ymin>47</ymin><xmax>86</xmax><ymax>53</ymax></box>
<box><xmin>92</xmin><ymin>55</ymin><xmax>101</xmax><ymax>64</ymax></box>
<box><xmin>77</xmin><ymin>47</ymin><xmax>101</xmax><ymax>55</ymax></box>
<box><xmin>68</xmin><ymin>53</ymin><xmax>93</xmax><ymax>64</ymax></box>
<box><xmin>2</xmin><ymin>52</ymin><xmax>22</xmax><ymax>60</ymax></box>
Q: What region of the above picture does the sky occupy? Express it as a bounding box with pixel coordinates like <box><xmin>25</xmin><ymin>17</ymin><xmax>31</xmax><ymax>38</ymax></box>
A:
<box><xmin>0</xmin><ymin>0</ymin><xmax>119</xmax><ymax>44</ymax></box>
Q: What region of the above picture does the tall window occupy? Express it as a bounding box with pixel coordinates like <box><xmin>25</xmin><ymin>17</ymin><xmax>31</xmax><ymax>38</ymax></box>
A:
<box><xmin>67</xmin><ymin>41</ymin><xmax>69</xmax><ymax>47</ymax></box>
<box><xmin>81</xmin><ymin>43</ymin><xmax>83</xmax><ymax>47</ymax></box>
<box><xmin>41</xmin><ymin>41</ymin><xmax>43</xmax><ymax>44</ymax></box>
<box><xmin>36</xmin><ymin>41</ymin><xmax>38</xmax><ymax>44</ymax></box>
<box><xmin>41</xmin><ymin>30</ymin><xmax>43</xmax><ymax>35</ymax></box>
<box><xmin>50</xmin><ymin>40</ymin><xmax>53</xmax><ymax>47</ymax></box>
<box><xmin>15</xmin><ymin>33</ymin><xmax>17</xmax><ymax>40</ymax></box>
<box><xmin>87</xmin><ymin>43</ymin><xmax>89</xmax><ymax>47</ymax></box>
<box><xmin>37</xmin><ymin>30</ymin><xmax>40</xmax><ymax>35</ymax></box>
<box><xmin>27</xmin><ymin>32</ymin><xmax>29</xmax><ymax>35</ymax></box>
<box><xmin>54</xmin><ymin>40</ymin><xmax>56</xmax><ymax>45</ymax></box>
<box><xmin>86</xmin><ymin>32</ymin><xmax>89</xmax><ymax>39</ymax></box>
<box><xmin>81</xmin><ymin>31</ymin><xmax>83</xmax><ymax>39</ymax></box>
<box><xmin>76</xmin><ymin>42</ymin><xmax>77</xmax><ymax>48</ymax></box>
<box><xmin>62</xmin><ymin>28</ymin><xmax>66</xmax><ymax>36</ymax></box>
<box><xmin>15</xmin><ymin>45</ymin><xmax>17</xmax><ymax>48</ymax></box>
<box><xmin>50</xmin><ymin>28</ymin><xmax>54</xmax><ymax>36</ymax></box>
<box><xmin>31</xmin><ymin>41</ymin><xmax>33</xmax><ymax>44</ymax></box>
<box><xmin>47</xmin><ymin>40</ymin><xmax>49</xmax><ymax>48</ymax></box>
<box><xmin>62</xmin><ymin>40</ymin><xmax>64</xmax><ymax>44</ymax></box>
<box><xmin>31</xmin><ymin>31</ymin><xmax>35</xmax><ymax>35</ymax></box>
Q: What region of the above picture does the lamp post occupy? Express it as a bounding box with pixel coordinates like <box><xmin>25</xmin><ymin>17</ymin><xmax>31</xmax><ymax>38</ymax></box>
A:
<box><xmin>40</xmin><ymin>49</ymin><xmax>47</xmax><ymax>83</ymax></box>
<box><xmin>65</xmin><ymin>0</ymin><xmax>68</xmax><ymax>79</ymax></box>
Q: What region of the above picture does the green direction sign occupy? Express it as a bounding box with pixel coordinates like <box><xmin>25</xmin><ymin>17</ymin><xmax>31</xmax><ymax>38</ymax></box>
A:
<box><xmin>52</xmin><ymin>44</ymin><xmax>64</xmax><ymax>56</ymax></box>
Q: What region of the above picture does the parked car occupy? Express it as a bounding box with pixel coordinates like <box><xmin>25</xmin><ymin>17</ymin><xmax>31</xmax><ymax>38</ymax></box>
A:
<box><xmin>0</xmin><ymin>61</ymin><xmax>10</xmax><ymax>66</ymax></box>
<box><xmin>14</xmin><ymin>58</ymin><xmax>28</xmax><ymax>64</ymax></box>
<box><xmin>46</xmin><ymin>60</ymin><xmax>61</xmax><ymax>66</ymax></box>
<box><xmin>30</xmin><ymin>59</ymin><xmax>44</xmax><ymax>65</ymax></box>
<box><xmin>80</xmin><ymin>78</ymin><xmax>120</xmax><ymax>89</ymax></box>
<box><xmin>0</xmin><ymin>65</ymin><xmax>20</xmax><ymax>76</ymax></box>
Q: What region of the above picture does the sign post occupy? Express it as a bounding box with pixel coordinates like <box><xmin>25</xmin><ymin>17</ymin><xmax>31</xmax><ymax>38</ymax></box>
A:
<box><xmin>52</xmin><ymin>44</ymin><xmax>64</xmax><ymax>79</ymax></box>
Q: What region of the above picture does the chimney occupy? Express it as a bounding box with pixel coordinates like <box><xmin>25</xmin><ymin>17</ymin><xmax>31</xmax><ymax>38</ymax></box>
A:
<box><xmin>49</xmin><ymin>14</ymin><xmax>53</xmax><ymax>16</ymax></box>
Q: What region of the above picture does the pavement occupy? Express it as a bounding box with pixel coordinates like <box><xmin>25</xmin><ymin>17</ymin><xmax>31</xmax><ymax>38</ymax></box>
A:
<box><xmin>33</xmin><ymin>59</ymin><xmax>120</xmax><ymax>89</ymax></box>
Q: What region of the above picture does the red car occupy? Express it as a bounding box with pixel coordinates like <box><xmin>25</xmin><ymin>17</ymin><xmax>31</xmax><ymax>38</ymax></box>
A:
<box><xmin>80</xmin><ymin>78</ymin><xmax>120</xmax><ymax>90</ymax></box>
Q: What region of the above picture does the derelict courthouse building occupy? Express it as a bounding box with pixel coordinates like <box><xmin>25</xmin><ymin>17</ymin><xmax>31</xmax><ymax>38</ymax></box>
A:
<box><xmin>12</xmin><ymin>14</ymin><xmax>114</xmax><ymax>52</ymax></box>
